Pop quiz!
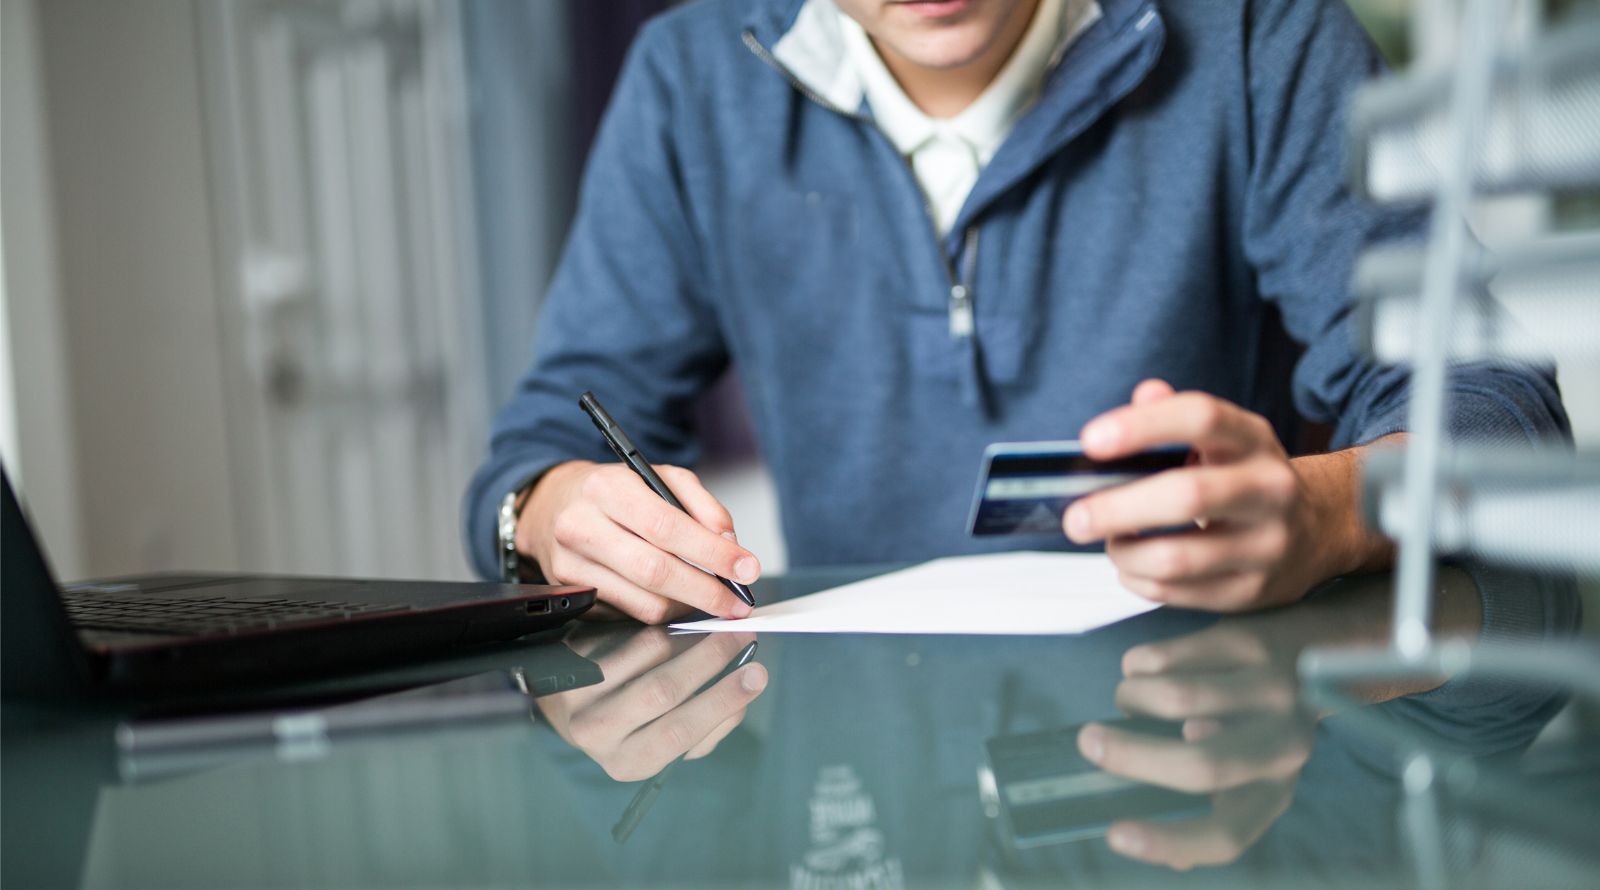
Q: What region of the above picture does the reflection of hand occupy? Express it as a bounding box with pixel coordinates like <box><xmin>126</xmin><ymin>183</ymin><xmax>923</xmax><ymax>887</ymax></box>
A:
<box><xmin>1063</xmin><ymin>379</ymin><xmax>1396</xmax><ymax>612</ymax></box>
<box><xmin>537</xmin><ymin>627</ymin><xmax>766</xmax><ymax>782</ymax></box>
<box><xmin>1076</xmin><ymin>624</ymin><xmax>1315</xmax><ymax>871</ymax></box>
<box><xmin>1074</xmin><ymin>567</ymin><xmax>1486</xmax><ymax>869</ymax></box>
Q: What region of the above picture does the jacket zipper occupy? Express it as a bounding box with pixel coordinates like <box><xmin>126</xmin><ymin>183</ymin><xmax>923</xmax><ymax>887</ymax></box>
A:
<box><xmin>948</xmin><ymin>227</ymin><xmax>978</xmax><ymax>337</ymax></box>
<box><xmin>743</xmin><ymin>30</ymin><xmax>982</xmax><ymax>350</ymax></box>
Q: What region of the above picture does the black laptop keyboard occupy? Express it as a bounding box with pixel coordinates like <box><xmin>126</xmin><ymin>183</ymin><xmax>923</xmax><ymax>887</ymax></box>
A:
<box><xmin>62</xmin><ymin>590</ymin><xmax>413</xmax><ymax>637</ymax></box>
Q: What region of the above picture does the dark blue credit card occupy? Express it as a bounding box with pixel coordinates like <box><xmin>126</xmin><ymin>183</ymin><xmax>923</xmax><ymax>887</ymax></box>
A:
<box><xmin>966</xmin><ymin>441</ymin><xmax>1190</xmax><ymax>537</ymax></box>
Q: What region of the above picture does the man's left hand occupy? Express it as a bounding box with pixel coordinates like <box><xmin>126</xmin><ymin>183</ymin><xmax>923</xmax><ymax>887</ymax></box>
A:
<box><xmin>1063</xmin><ymin>379</ymin><xmax>1396</xmax><ymax>611</ymax></box>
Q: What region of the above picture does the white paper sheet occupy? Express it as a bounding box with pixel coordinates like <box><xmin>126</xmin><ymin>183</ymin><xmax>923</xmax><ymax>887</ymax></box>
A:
<box><xmin>671</xmin><ymin>551</ymin><xmax>1159</xmax><ymax>635</ymax></box>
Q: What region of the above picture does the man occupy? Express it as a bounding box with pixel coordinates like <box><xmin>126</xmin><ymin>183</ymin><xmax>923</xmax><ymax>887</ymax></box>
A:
<box><xmin>464</xmin><ymin>0</ymin><xmax>1568</xmax><ymax>624</ymax></box>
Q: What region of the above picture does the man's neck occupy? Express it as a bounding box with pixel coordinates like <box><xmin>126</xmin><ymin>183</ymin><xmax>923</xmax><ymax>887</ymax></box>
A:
<box><xmin>872</xmin><ymin>0</ymin><xmax>1042</xmax><ymax>119</ymax></box>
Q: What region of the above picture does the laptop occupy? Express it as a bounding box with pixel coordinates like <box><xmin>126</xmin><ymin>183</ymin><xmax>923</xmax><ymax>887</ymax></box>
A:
<box><xmin>1</xmin><ymin>467</ymin><xmax>596</xmax><ymax>698</ymax></box>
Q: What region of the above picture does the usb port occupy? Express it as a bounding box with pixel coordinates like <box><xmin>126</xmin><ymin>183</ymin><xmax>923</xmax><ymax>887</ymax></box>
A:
<box><xmin>525</xmin><ymin>599</ymin><xmax>551</xmax><ymax>615</ymax></box>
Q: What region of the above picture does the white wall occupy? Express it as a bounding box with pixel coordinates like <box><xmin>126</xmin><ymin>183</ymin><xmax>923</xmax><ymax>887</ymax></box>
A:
<box><xmin>0</xmin><ymin>189</ymin><xmax>17</xmax><ymax>488</ymax></box>
<box><xmin>1</xmin><ymin>0</ymin><xmax>83</xmax><ymax>577</ymax></box>
<box><xmin>1560</xmin><ymin>372</ymin><xmax>1599</xmax><ymax>447</ymax></box>
<box><xmin>5</xmin><ymin>0</ymin><xmax>239</xmax><ymax>579</ymax></box>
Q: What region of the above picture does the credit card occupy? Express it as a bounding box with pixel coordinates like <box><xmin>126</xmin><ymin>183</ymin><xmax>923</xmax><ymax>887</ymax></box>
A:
<box><xmin>966</xmin><ymin>440</ymin><xmax>1189</xmax><ymax>537</ymax></box>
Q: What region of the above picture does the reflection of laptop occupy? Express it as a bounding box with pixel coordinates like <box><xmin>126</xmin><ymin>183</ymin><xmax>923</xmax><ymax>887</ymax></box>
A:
<box><xmin>3</xmin><ymin>650</ymin><xmax>605</xmax><ymax>889</ymax></box>
<box><xmin>1</xmin><ymin>467</ymin><xmax>595</xmax><ymax>697</ymax></box>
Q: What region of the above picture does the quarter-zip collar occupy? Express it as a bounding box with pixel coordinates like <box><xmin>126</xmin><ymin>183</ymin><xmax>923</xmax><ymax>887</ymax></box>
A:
<box><xmin>763</xmin><ymin>0</ymin><xmax>861</xmax><ymax>113</ymax></box>
<box><xmin>839</xmin><ymin>0</ymin><xmax>1083</xmax><ymax>236</ymax></box>
<box><xmin>761</xmin><ymin>0</ymin><xmax>1102</xmax><ymax>119</ymax></box>
<box><xmin>952</xmin><ymin>1</ymin><xmax>1165</xmax><ymax>242</ymax></box>
<box><xmin>747</xmin><ymin>0</ymin><xmax>1166</xmax><ymax>253</ymax></box>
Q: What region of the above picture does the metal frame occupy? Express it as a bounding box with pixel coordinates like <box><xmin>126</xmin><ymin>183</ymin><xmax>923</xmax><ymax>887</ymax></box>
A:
<box><xmin>1299</xmin><ymin>5</ymin><xmax>1600</xmax><ymax>883</ymax></box>
<box><xmin>1391</xmin><ymin>0</ymin><xmax>1499</xmax><ymax>659</ymax></box>
<box><xmin>1304</xmin><ymin>0</ymin><xmax>1600</xmax><ymax>676</ymax></box>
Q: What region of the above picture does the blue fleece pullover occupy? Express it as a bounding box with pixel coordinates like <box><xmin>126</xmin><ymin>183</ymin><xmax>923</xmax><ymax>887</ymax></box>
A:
<box><xmin>463</xmin><ymin>0</ymin><xmax>1569</xmax><ymax>581</ymax></box>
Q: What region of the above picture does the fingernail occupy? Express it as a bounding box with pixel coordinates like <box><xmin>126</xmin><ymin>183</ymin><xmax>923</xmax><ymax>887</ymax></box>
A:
<box><xmin>1108</xmin><ymin>825</ymin><xmax>1146</xmax><ymax>855</ymax></box>
<box><xmin>721</xmin><ymin>530</ymin><xmax>738</xmax><ymax>543</ymax></box>
<box><xmin>734</xmin><ymin>556</ymin><xmax>759</xmax><ymax>584</ymax></box>
<box><xmin>1083</xmin><ymin>420</ymin><xmax>1118</xmax><ymax>452</ymax></box>
<box><xmin>740</xmin><ymin>663</ymin><xmax>767</xmax><ymax>693</ymax></box>
<box><xmin>731</xmin><ymin>600</ymin><xmax>753</xmax><ymax>619</ymax></box>
<box><xmin>1065</xmin><ymin>505</ymin><xmax>1091</xmax><ymax>541</ymax></box>
<box><xmin>1078</xmin><ymin>725</ymin><xmax>1105</xmax><ymax>763</ymax></box>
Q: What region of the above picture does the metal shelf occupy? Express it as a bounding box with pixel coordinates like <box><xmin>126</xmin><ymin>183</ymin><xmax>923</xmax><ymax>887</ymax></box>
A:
<box><xmin>1303</xmin><ymin>10</ymin><xmax>1599</xmax><ymax>887</ymax></box>
<box><xmin>1353</xmin><ymin>232</ymin><xmax>1600</xmax><ymax>365</ymax></box>
<box><xmin>1363</xmin><ymin>445</ymin><xmax>1600</xmax><ymax>576</ymax></box>
<box><xmin>1349</xmin><ymin>17</ymin><xmax>1600</xmax><ymax>202</ymax></box>
<box><xmin>1306</xmin><ymin>0</ymin><xmax>1598</xmax><ymax>675</ymax></box>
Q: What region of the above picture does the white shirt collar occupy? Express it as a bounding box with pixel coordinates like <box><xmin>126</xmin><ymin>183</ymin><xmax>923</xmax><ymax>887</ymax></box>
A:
<box><xmin>838</xmin><ymin>0</ymin><xmax>1098</xmax><ymax>163</ymax></box>
<box><xmin>771</xmin><ymin>0</ymin><xmax>1105</xmax><ymax>235</ymax></box>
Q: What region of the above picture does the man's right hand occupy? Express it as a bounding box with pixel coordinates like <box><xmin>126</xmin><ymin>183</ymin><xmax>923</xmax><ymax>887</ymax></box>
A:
<box><xmin>517</xmin><ymin>460</ymin><xmax>759</xmax><ymax>624</ymax></box>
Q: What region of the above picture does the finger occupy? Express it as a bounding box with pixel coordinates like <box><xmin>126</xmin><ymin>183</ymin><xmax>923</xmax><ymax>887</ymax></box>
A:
<box><xmin>655</xmin><ymin>465</ymin><xmax>737</xmax><ymax>538</ymax></box>
<box><xmin>1130</xmin><ymin>378</ymin><xmax>1176</xmax><ymax>406</ymax></box>
<box><xmin>1113</xmin><ymin>669</ymin><xmax>1299</xmax><ymax>721</ymax></box>
<box><xmin>622</xmin><ymin>661</ymin><xmax>768</xmax><ymax>770</ymax></box>
<box><xmin>1080</xmin><ymin>391</ymin><xmax>1280</xmax><ymax>463</ymax></box>
<box><xmin>595</xmin><ymin>477</ymin><xmax>760</xmax><ymax>589</ymax></box>
<box><xmin>576</xmin><ymin>602</ymin><xmax>632</xmax><ymax>622</ymax></box>
<box><xmin>1122</xmin><ymin>626</ymin><xmax>1273</xmax><ymax>677</ymax></box>
<box><xmin>548</xmin><ymin>627</ymin><xmax>683</xmax><ymax>716</ymax></box>
<box><xmin>684</xmin><ymin>707</ymin><xmax>747</xmax><ymax>760</ymax></box>
<box><xmin>1183</xmin><ymin>717</ymin><xmax>1225</xmax><ymax>741</ymax></box>
<box><xmin>585</xmin><ymin>626</ymin><xmax>678</xmax><ymax>680</ymax></box>
<box><xmin>1115</xmin><ymin>569</ymin><xmax>1277</xmax><ymax>613</ymax></box>
<box><xmin>1106</xmin><ymin>779</ymin><xmax>1295</xmax><ymax>870</ymax></box>
<box><xmin>570</xmin><ymin>518</ymin><xmax>751</xmax><ymax>619</ymax></box>
<box><xmin>1077</xmin><ymin>716</ymin><xmax>1309</xmax><ymax>794</ymax></box>
<box><xmin>1107</xmin><ymin>523</ymin><xmax>1289</xmax><ymax>585</ymax></box>
<box><xmin>547</xmin><ymin>634</ymin><xmax>701</xmax><ymax>725</ymax></box>
<box><xmin>1065</xmin><ymin>457</ymin><xmax>1296</xmax><ymax>543</ymax></box>
<box><xmin>601</xmin><ymin>468</ymin><xmax>759</xmax><ymax>583</ymax></box>
<box><xmin>550</xmin><ymin>549</ymin><xmax>696</xmax><ymax>625</ymax></box>
<box><xmin>597</xmin><ymin>632</ymin><xmax>756</xmax><ymax>728</ymax></box>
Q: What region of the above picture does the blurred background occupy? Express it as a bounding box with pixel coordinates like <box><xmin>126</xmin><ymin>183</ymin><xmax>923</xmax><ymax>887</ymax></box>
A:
<box><xmin>0</xmin><ymin>0</ymin><xmax>1595</xmax><ymax>585</ymax></box>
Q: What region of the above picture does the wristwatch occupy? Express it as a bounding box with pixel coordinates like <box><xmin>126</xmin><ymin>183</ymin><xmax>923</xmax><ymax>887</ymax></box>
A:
<box><xmin>498</xmin><ymin>485</ymin><xmax>535</xmax><ymax>583</ymax></box>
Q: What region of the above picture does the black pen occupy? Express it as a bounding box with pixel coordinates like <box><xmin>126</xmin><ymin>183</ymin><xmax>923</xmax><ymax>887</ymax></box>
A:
<box><xmin>578</xmin><ymin>391</ymin><xmax>757</xmax><ymax>608</ymax></box>
<box><xmin>611</xmin><ymin>639</ymin><xmax>759</xmax><ymax>844</ymax></box>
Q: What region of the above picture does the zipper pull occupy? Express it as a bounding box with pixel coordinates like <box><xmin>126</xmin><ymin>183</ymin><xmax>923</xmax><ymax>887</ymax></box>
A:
<box><xmin>948</xmin><ymin>226</ymin><xmax>980</xmax><ymax>338</ymax></box>
<box><xmin>949</xmin><ymin>283</ymin><xmax>974</xmax><ymax>337</ymax></box>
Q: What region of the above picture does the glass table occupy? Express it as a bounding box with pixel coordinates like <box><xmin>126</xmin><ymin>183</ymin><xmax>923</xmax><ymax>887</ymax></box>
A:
<box><xmin>3</xmin><ymin>564</ymin><xmax>1595</xmax><ymax>888</ymax></box>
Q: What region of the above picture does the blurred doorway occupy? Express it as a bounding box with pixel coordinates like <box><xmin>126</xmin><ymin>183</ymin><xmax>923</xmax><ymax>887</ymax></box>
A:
<box><xmin>200</xmin><ymin>0</ymin><xmax>487</xmax><ymax>579</ymax></box>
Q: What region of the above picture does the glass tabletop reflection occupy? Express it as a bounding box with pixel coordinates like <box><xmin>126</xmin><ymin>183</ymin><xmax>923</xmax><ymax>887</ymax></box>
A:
<box><xmin>3</xmin><ymin>564</ymin><xmax>1595</xmax><ymax>889</ymax></box>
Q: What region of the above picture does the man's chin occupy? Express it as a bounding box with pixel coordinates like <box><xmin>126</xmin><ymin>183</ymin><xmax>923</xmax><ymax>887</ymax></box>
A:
<box><xmin>885</xmin><ymin>31</ymin><xmax>998</xmax><ymax>71</ymax></box>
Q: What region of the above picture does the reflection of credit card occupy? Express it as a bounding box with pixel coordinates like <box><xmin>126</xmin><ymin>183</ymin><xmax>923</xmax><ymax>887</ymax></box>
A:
<box><xmin>980</xmin><ymin>718</ymin><xmax>1207</xmax><ymax>848</ymax></box>
<box><xmin>967</xmin><ymin>440</ymin><xmax>1189</xmax><ymax>537</ymax></box>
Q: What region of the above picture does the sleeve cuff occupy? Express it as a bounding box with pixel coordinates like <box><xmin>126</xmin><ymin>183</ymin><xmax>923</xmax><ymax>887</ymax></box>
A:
<box><xmin>462</xmin><ymin>453</ymin><xmax>573</xmax><ymax>581</ymax></box>
<box><xmin>1344</xmin><ymin>374</ymin><xmax>1570</xmax><ymax>451</ymax></box>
